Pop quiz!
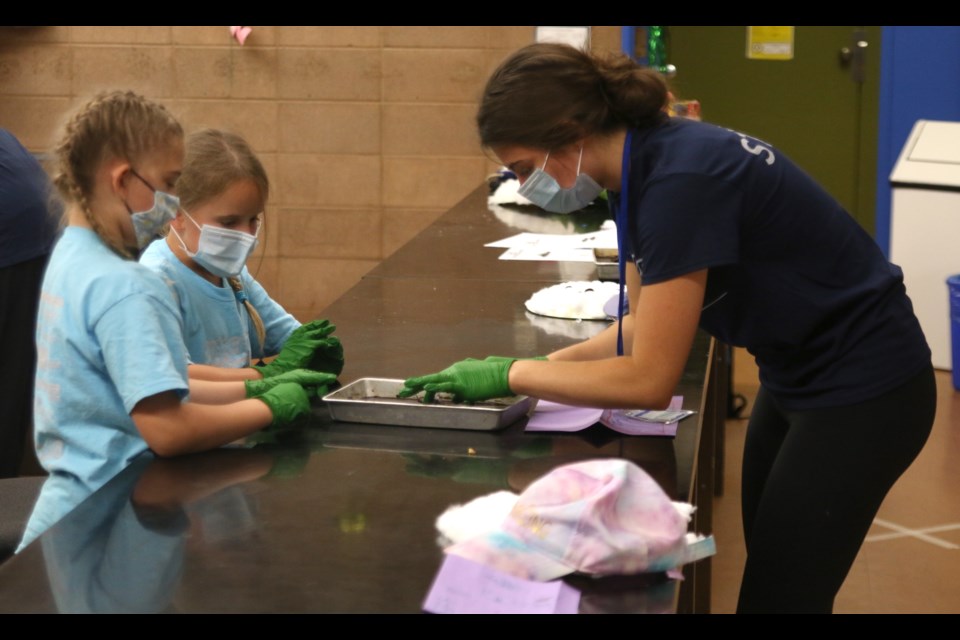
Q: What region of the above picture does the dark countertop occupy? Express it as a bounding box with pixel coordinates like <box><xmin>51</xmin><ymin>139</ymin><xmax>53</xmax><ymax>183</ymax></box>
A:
<box><xmin>0</xmin><ymin>186</ymin><xmax>722</xmax><ymax>614</ymax></box>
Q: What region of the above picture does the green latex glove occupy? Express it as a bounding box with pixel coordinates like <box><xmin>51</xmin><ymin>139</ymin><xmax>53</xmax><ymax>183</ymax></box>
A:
<box><xmin>398</xmin><ymin>358</ymin><xmax>513</xmax><ymax>404</ymax></box>
<box><xmin>245</xmin><ymin>368</ymin><xmax>337</xmax><ymax>399</ymax></box>
<box><xmin>254</xmin><ymin>319</ymin><xmax>343</xmax><ymax>378</ymax></box>
<box><xmin>255</xmin><ymin>381</ymin><xmax>313</xmax><ymax>428</ymax></box>
<box><xmin>299</xmin><ymin>318</ymin><xmax>337</xmax><ymax>338</ymax></box>
<box><xmin>307</xmin><ymin>335</ymin><xmax>345</xmax><ymax>377</ymax></box>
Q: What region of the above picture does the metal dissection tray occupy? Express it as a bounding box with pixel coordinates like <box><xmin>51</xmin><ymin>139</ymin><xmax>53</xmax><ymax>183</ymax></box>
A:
<box><xmin>322</xmin><ymin>378</ymin><xmax>533</xmax><ymax>431</ymax></box>
<box><xmin>594</xmin><ymin>247</ymin><xmax>619</xmax><ymax>281</ymax></box>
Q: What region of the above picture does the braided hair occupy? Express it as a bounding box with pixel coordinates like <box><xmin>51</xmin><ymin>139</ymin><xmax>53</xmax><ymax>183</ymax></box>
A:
<box><xmin>52</xmin><ymin>90</ymin><xmax>183</xmax><ymax>259</ymax></box>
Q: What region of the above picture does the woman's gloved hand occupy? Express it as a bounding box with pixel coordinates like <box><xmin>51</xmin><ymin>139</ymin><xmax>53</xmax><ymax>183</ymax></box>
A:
<box><xmin>253</xmin><ymin>319</ymin><xmax>344</xmax><ymax>378</ymax></box>
<box><xmin>253</xmin><ymin>382</ymin><xmax>313</xmax><ymax>427</ymax></box>
<box><xmin>398</xmin><ymin>358</ymin><xmax>514</xmax><ymax>404</ymax></box>
<box><xmin>244</xmin><ymin>368</ymin><xmax>337</xmax><ymax>399</ymax></box>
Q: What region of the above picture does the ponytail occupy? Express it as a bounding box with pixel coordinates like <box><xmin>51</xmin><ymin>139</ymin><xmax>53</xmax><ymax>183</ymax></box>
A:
<box><xmin>477</xmin><ymin>43</ymin><xmax>669</xmax><ymax>150</ymax></box>
<box><xmin>227</xmin><ymin>277</ymin><xmax>266</xmax><ymax>358</ymax></box>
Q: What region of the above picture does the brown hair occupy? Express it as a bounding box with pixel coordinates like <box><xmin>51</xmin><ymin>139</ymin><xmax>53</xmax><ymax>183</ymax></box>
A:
<box><xmin>177</xmin><ymin>128</ymin><xmax>270</xmax><ymax>356</ymax></box>
<box><xmin>477</xmin><ymin>43</ymin><xmax>670</xmax><ymax>150</ymax></box>
<box><xmin>176</xmin><ymin>128</ymin><xmax>269</xmax><ymax>212</ymax></box>
<box><xmin>52</xmin><ymin>90</ymin><xmax>183</xmax><ymax>258</ymax></box>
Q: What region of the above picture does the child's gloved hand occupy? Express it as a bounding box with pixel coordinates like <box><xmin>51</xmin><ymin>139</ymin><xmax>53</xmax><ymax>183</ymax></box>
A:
<box><xmin>244</xmin><ymin>368</ymin><xmax>337</xmax><ymax>399</ymax></box>
<box><xmin>398</xmin><ymin>358</ymin><xmax>514</xmax><ymax>404</ymax></box>
<box><xmin>253</xmin><ymin>382</ymin><xmax>313</xmax><ymax>428</ymax></box>
<box><xmin>296</xmin><ymin>318</ymin><xmax>337</xmax><ymax>339</ymax></box>
<box><xmin>253</xmin><ymin>319</ymin><xmax>341</xmax><ymax>378</ymax></box>
<box><xmin>307</xmin><ymin>335</ymin><xmax>344</xmax><ymax>376</ymax></box>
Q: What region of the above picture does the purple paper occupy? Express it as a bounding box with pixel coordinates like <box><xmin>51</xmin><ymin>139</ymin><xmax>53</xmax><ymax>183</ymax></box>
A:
<box><xmin>525</xmin><ymin>398</ymin><xmax>684</xmax><ymax>436</ymax></box>
<box><xmin>602</xmin><ymin>293</ymin><xmax>624</xmax><ymax>319</ymax></box>
<box><xmin>525</xmin><ymin>400</ymin><xmax>603</xmax><ymax>432</ymax></box>
<box><xmin>601</xmin><ymin>396</ymin><xmax>685</xmax><ymax>437</ymax></box>
<box><xmin>423</xmin><ymin>554</ymin><xmax>581</xmax><ymax>614</ymax></box>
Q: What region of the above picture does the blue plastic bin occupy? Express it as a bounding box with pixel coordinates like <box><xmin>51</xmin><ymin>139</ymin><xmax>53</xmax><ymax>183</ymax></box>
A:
<box><xmin>948</xmin><ymin>274</ymin><xmax>960</xmax><ymax>390</ymax></box>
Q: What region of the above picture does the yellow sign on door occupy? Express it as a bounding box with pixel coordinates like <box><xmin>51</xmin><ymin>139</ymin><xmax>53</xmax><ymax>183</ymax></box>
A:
<box><xmin>746</xmin><ymin>26</ymin><xmax>794</xmax><ymax>60</ymax></box>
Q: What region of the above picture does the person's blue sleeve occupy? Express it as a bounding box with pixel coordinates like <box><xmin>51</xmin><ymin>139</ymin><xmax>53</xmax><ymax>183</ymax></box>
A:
<box><xmin>632</xmin><ymin>174</ymin><xmax>742</xmax><ymax>285</ymax></box>
<box><xmin>96</xmin><ymin>291</ymin><xmax>190</xmax><ymax>412</ymax></box>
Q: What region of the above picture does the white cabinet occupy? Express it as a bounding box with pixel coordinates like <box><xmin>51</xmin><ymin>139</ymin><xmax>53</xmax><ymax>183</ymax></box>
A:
<box><xmin>890</xmin><ymin>120</ymin><xmax>960</xmax><ymax>370</ymax></box>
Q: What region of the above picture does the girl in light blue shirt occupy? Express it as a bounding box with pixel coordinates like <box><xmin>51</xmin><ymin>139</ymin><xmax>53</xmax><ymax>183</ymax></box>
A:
<box><xmin>139</xmin><ymin>128</ymin><xmax>343</xmax><ymax>382</ymax></box>
<box><xmin>20</xmin><ymin>92</ymin><xmax>327</xmax><ymax>552</ymax></box>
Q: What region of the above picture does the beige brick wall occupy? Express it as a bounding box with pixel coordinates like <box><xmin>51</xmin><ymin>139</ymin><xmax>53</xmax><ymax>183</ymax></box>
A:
<box><xmin>0</xmin><ymin>25</ymin><xmax>623</xmax><ymax>321</ymax></box>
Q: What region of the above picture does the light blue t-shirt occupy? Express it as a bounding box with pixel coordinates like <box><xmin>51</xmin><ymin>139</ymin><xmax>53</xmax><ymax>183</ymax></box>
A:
<box><xmin>139</xmin><ymin>238</ymin><xmax>300</xmax><ymax>367</ymax></box>
<box><xmin>19</xmin><ymin>227</ymin><xmax>190</xmax><ymax>551</ymax></box>
<box><xmin>40</xmin><ymin>455</ymin><xmax>186</xmax><ymax>614</ymax></box>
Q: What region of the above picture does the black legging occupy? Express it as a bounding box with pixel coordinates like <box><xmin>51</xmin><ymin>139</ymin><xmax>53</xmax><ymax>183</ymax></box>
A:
<box><xmin>736</xmin><ymin>365</ymin><xmax>937</xmax><ymax>613</ymax></box>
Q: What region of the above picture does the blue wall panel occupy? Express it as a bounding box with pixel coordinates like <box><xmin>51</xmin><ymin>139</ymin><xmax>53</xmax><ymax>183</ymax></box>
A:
<box><xmin>876</xmin><ymin>26</ymin><xmax>960</xmax><ymax>256</ymax></box>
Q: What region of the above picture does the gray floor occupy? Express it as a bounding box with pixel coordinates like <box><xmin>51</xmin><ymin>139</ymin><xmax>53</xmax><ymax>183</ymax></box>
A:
<box><xmin>710</xmin><ymin>348</ymin><xmax>960</xmax><ymax>614</ymax></box>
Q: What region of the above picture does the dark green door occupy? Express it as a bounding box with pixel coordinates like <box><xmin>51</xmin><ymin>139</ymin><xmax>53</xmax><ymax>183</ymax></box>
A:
<box><xmin>666</xmin><ymin>26</ymin><xmax>881</xmax><ymax>233</ymax></box>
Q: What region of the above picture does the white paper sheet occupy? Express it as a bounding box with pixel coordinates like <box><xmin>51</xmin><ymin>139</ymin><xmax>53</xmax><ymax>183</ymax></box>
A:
<box><xmin>485</xmin><ymin>227</ymin><xmax>617</xmax><ymax>262</ymax></box>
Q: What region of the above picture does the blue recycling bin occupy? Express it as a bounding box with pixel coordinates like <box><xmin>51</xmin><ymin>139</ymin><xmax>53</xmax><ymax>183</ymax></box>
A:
<box><xmin>948</xmin><ymin>275</ymin><xmax>960</xmax><ymax>391</ymax></box>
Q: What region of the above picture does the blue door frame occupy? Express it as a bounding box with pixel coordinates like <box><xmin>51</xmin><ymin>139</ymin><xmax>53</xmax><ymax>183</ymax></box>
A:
<box><xmin>876</xmin><ymin>26</ymin><xmax>960</xmax><ymax>257</ymax></box>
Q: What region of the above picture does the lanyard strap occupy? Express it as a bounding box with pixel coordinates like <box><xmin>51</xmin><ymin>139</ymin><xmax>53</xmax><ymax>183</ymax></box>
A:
<box><xmin>616</xmin><ymin>129</ymin><xmax>633</xmax><ymax>356</ymax></box>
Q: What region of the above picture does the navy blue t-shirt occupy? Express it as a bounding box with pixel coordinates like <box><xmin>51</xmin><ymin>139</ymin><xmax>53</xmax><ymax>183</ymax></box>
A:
<box><xmin>617</xmin><ymin>117</ymin><xmax>930</xmax><ymax>410</ymax></box>
<box><xmin>0</xmin><ymin>128</ymin><xmax>59</xmax><ymax>268</ymax></box>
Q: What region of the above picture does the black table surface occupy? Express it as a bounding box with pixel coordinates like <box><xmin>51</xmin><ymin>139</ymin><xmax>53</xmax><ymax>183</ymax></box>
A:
<box><xmin>0</xmin><ymin>187</ymin><xmax>718</xmax><ymax>614</ymax></box>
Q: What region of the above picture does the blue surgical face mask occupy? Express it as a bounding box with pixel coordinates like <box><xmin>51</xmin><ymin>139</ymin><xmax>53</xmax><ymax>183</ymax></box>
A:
<box><xmin>170</xmin><ymin>209</ymin><xmax>260</xmax><ymax>279</ymax></box>
<box><xmin>517</xmin><ymin>145</ymin><xmax>603</xmax><ymax>214</ymax></box>
<box><xmin>127</xmin><ymin>170</ymin><xmax>180</xmax><ymax>249</ymax></box>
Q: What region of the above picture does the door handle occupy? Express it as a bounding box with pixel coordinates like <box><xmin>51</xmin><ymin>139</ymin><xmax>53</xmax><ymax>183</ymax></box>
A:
<box><xmin>839</xmin><ymin>28</ymin><xmax>868</xmax><ymax>83</ymax></box>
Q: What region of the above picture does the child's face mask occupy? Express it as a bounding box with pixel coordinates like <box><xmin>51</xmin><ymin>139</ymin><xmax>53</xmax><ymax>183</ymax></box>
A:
<box><xmin>127</xmin><ymin>169</ymin><xmax>180</xmax><ymax>249</ymax></box>
<box><xmin>170</xmin><ymin>209</ymin><xmax>260</xmax><ymax>279</ymax></box>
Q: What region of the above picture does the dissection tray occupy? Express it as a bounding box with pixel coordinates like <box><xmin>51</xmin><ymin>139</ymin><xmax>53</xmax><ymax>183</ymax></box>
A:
<box><xmin>594</xmin><ymin>247</ymin><xmax>619</xmax><ymax>281</ymax></box>
<box><xmin>322</xmin><ymin>378</ymin><xmax>533</xmax><ymax>431</ymax></box>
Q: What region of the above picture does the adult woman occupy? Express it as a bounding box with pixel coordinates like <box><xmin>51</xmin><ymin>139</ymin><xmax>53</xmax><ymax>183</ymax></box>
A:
<box><xmin>400</xmin><ymin>43</ymin><xmax>936</xmax><ymax>613</ymax></box>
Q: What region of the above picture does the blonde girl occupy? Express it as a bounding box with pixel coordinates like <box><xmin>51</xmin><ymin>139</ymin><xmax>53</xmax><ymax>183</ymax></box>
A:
<box><xmin>19</xmin><ymin>91</ymin><xmax>329</xmax><ymax>552</ymax></box>
<box><xmin>139</xmin><ymin>128</ymin><xmax>343</xmax><ymax>383</ymax></box>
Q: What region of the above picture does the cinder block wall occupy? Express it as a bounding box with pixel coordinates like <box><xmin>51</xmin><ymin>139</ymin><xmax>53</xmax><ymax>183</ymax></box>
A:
<box><xmin>0</xmin><ymin>25</ymin><xmax>622</xmax><ymax>320</ymax></box>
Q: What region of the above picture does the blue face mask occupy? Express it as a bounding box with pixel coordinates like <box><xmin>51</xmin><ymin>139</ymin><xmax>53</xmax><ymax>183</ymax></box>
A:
<box><xmin>517</xmin><ymin>146</ymin><xmax>603</xmax><ymax>214</ymax></box>
<box><xmin>170</xmin><ymin>209</ymin><xmax>260</xmax><ymax>279</ymax></box>
<box><xmin>127</xmin><ymin>170</ymin><xmax>180</xmax><ymax>249</ymax></box>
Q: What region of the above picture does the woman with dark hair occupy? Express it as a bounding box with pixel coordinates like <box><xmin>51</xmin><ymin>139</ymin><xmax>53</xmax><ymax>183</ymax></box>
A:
<box><xmin>401</xmin><ymin>43</ymin><xmax>936</xmax><ymax>613</ymax></box>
